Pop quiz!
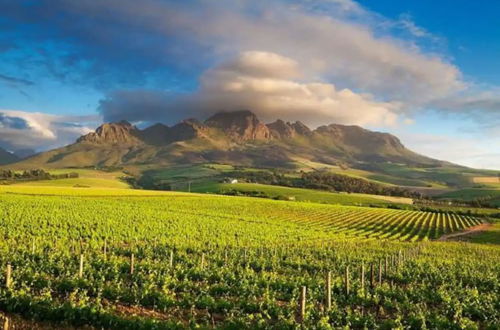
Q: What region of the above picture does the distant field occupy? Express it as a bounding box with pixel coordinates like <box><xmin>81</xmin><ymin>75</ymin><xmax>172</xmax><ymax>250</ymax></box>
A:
<box><xmin>473</xmin><ymin>176</ymin><xmax>500</xmax><ymax>184</ymax></box>
<box><xmin>439</xmin><ymin>188</ymin><xmax>500</xmax><ymax>199</ymax></box>
<box><xmin>0</xmin><ymin>185</ymin><xmax>184</xmax><ymax>196</ymax></box>
<box><xmin>10</xmin><ymin>168</ymin><xmax>131</xmax><ymax>189</ymax></box>
<box><xmin>467</xmin><ymin>222</ymin><xmax>500</xmax><ymax>245</ymax></box>
<box><xmin>192</xmin><ymin>181</ymin><xmax>414</xmax><ymax>206</ymax></box>
<box><xmin>438</xmin><ymin>188</ymin><xmax>500</xmax><ymax>207</ymax></box>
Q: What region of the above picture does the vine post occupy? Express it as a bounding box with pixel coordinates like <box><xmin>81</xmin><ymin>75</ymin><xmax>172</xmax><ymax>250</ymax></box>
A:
<box><xmin>78</xmin><ymin>254</ymin><xmax>84</xmax><ymax>278</ymax></box>
<box><xmin>299</xmin><ymin>286</ymin><xmax>307</xmax><ymax>323</ymax></box>
<box><xmin>5</xmin><ymin>264</ymin><xmax>12</xmax><ymax>289</ymax></box>
<box><xmin>325</xmin><ymin>271</ymin><xmax>332</xmax><ymax>310</ymax></box>
<box><xmin>345</xmin><ymin>266</ymin><xmax>350</xmax><ymax>296</ymax></box>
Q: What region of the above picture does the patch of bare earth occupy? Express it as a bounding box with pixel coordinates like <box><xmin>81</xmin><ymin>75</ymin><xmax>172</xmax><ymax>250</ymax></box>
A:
<box><xmin>437</xmin><ymin>223</ymin><xmax>492</xmax><ymax>241</ymax></box>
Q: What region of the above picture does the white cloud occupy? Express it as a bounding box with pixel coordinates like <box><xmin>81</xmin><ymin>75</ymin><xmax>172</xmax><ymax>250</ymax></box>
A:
<box><xmin>0</xmin><ymin>110</ymin><xmax>99</xmax><ymax>151</ymax></box>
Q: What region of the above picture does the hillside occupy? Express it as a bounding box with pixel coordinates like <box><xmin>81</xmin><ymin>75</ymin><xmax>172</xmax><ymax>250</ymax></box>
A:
<box><xmin>0</xmin><ymin>147</ymin><xmax>19</xmax><ymax>165</ymax></box>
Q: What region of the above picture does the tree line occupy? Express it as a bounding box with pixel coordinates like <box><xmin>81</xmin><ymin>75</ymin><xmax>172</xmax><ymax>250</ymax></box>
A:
<box><xmin>0</xmin><ymin>169</ymin><xmax>79</xmax><ymax>182</ymax></box>
<box><xmin>225</xmin><ymin>170</ymin><xmax>423</xmax><ymax>198</ymax></box>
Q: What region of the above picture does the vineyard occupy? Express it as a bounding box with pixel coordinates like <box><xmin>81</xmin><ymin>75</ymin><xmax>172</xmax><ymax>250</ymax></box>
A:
<box><xmin>0</xmin><ymin>187</ymin><xmax>498</xmax><ymax>329</ymax></box>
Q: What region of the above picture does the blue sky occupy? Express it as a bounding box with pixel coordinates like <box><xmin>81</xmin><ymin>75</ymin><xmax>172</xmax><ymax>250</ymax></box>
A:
<box><xmin>0</xmin><ymin>0</ymin><xmax>499</xmax><ymax>169</ymax></box>
<box><xmin>359</xmin><ymin>0</ymin><xmax>500</xmax><ymax>84</ymax></box>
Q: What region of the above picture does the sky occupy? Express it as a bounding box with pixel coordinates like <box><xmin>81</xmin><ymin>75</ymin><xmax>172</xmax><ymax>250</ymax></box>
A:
<box><xmin>0</xmin><ymin>0</ymin><xmax>499</xmax><ymax>169</ymax></box>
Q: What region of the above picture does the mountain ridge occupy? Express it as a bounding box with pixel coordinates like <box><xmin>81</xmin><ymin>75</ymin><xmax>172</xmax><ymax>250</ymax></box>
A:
<box><xmin>8</xmin><ymin>110</ymin><xmax>446</xmax><ymax>169</ymax></box>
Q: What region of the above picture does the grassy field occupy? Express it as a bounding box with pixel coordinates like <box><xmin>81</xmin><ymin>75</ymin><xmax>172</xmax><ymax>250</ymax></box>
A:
<box><xmin>137</xmin><ymin>164</ymin><xmax>419</xmax><ymax>207</ymax></box>
<box><xmin>11</xmin><ymin>168</ymin><xmax>131</xmax><ymax>189</ymax></box>
<box><xmin>438</xmin><ymin>188</ymin><xmax>500</xmax><ymax>207</ymax></box>
<box><xmin>191</xmin><ymin>181</ymin><xmax>414</xmax><ymax>206</ymax></box>
<box><xmin>467</xmin><ymin>222</ymin><xmax>500</xmax><ymax>244</ymax></box>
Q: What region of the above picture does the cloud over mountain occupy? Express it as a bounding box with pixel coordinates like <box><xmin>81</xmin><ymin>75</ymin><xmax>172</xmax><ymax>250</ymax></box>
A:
<box><xmin>1</xmin><ymin>0</ymin><xmax>466</xmax><ymax>109</ymax></box>
<box><xmin>100</xmin><ymin>51</ymin><xmax>402</xmax><ymax>127</ymax></box>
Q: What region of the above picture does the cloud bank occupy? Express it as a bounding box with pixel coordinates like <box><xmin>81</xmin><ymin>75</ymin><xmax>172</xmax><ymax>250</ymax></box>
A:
<box><xmin>0</xmin><ymin>110</ymin><xmax>99</xmax><ymax>151</ymax></box>
<box><xmin>1</xmin><ymin>0</ymin><xmax>472</xmax><ymax>119</ymax></box>
<box><xmin>100</xmin><ymin>51</ymin><xmax>402</xmax><ymax>127</ymax></box>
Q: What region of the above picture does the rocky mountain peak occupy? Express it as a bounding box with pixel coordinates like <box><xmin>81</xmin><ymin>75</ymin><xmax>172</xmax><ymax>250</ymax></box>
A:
<box><xmin>77</xmin><ymin>120</ymin><xmax>141</xmax><ymax>144</ymax></box>
<box><xmin>291</xmin><ymin>121</ymin><xmax>312</xmax><ymax>136</ymax></box>
<box><xmin>267</xmin><ymin>119</ymin><xmax>312</xmax><ymax>138</ymax></box>
<box><xmin>267</xmin><ymin>119</ymin><xmax>295</xmax><ymax>138</ymax></box>
<box><xmin>205</xmin><ymin>110</ymin><xmax>271</xmax><ymax>141</ymax></box>
<box><xmin>141</xmin><ymin>123</ymin><xmax>170</xmax><ymax>146</ymax></box>
<box><xmin>169</xmin><ymin>118</ymin><xmax>210</xmax><ymax>141</ymax></box>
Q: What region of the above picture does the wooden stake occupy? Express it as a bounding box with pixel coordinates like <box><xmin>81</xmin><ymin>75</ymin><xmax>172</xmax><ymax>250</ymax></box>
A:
<box><xmin>345</xmin><ymin>266</ymin><xmax>350</xmax><ymax>296</ymax></box>
<box><xmin>78</xmin><ymin>254</ymin><xmax>84</xmax><ymax>278</ymax></box>
<box><xmin>370</xmin><ymin>263</ymin><xmax>374</xmax><ymax>289</ymax></box>
<box><xmin>378</xmin><ymin>260</ymin><xmax>382</xmax><ymax>285</ymax></box>
<box><xmin>169</xmin><ymin>250</ymin><xmax>174</xmax><ymax>267</ymax></box>
<box><xmin>299</xmin><ymin>286</ymin><xmax>307</xmax><ymax>323</ymax></box>
<box><xmin>325</xmin><ymin>271</ymin><xmax>331</xmax><ymax>310</ymax></box>
<box><xmin>384</xmin><ymin>257</ymin><xmax>388</xmax><ymax>274</ymax></box>
<box><xmin>130</xmin><ymin>253</ymin><xmax>135</xmax><ymax>275</ymax></box>
<box><xmin>360</xmin><ymin>263</ymin><xmax>365</xmax><ymax>294</ymax></box>
<box><xmin>103</xmin><ymin>240</ymin><xmax>107</xmax><ymax>259</ymax></box>
<box><xmin>31</xmin><ymin>240</ymin><xmax>36</xmax><ymax>254</ymax></box>
<box><xmin>5</xmin><ymin>264</ymin><xmax>12</xmax><ymax>289</ymax></box>
<box><xmin>3</xmin><ymin>316</ymin><xmax>9</xmax><ymax>330</ymax></box>
<box><xmin>201</xmin><ymin>253</ymin><xmax>205</xmax><ymax>269</ymax></box>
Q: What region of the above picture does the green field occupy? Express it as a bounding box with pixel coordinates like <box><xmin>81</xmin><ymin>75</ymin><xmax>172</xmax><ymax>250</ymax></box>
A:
<box><xmin>0</xmin><ymin>185</ymin><xmax>498</xmax><ymax>329</ymax></box>
<box><xmin>137</xmin><ymin>164</ymin><xmax>417</xmax><ymax>207</ymax></box>
<box><xmin>10</xmin><ymin>168</ymin><xmax>131</xmax><ymax>189</ymax></box>
<box><xmin>438</xmin><ymin>188</ymin><xmax>500</xmax><ymax>207</ymax></box>
<box><xmin>467</xmin><ymin>222</ymin><xmax>500</xmax><ymax>244</ymax></box>
<box><xmin>192</xmin><ymin>182</ymin><xmax>414</xmax><ymax>206</ymax></box>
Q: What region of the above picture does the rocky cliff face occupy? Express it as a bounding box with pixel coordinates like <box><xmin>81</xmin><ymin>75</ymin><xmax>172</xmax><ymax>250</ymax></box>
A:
<box><xmin>77</xmin><ymin>121</ymin><xmax>141</xmax><ymax>145</ymax></box>
<box><xmin>204</xmin><ymin>110</ymin><xmax>271</xmax><ymax>141</ymax></box>
<box><xmin>267</xmin><ymin>119</ymin><xmax>312</xmax><ymax>139</ymax></box>
<box><xmin>170</xmin><ymin>119</ymin><xmax>211</xmax><ymax>141</ymax></box>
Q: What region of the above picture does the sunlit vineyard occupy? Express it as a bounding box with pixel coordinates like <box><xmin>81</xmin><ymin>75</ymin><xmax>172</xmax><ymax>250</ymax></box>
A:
<box><xmin>0</xmin><ymin>188</ymin><xmax>498</xmax><ymax>329</ymax></box>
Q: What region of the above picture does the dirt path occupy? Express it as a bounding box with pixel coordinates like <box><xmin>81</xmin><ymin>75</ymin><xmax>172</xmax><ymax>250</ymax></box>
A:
<box><xmin>437</xmin><ymin>223</ymin><xmax>492</xmax><ymax>241</ymax></box>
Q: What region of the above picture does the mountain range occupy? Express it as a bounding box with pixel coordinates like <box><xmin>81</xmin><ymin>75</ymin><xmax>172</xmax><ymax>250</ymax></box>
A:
<box><xmin>8</xmin><ymin>110</ymin><xmax>445</xmax><ymax>170</ymax></box>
